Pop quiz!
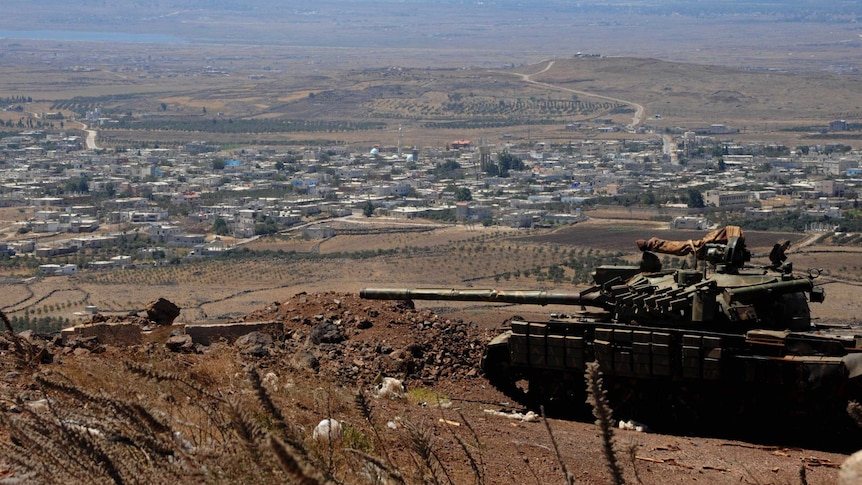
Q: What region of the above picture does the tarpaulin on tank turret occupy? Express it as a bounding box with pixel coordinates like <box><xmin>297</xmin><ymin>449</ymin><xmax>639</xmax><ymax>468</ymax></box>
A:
<box><xmin>636</xmin><ymin>226</ymin><xmax>744</xmax><ymax>258</ymax></box>
<box><xmin>843</xmin><ymin>353</ymin><xmax>862</xmax><ymax>379</ymax></box>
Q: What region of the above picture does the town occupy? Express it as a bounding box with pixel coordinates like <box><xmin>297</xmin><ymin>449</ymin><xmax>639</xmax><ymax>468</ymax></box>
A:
<box><xmin>1</xmin><ymin>115</ymin><xmax>859</xmax><ymax>276</ymax></box>
<box><xmin>3</xmin><ymin>2</ymin><xmax>862</xmax><ymax>483</ymax></box>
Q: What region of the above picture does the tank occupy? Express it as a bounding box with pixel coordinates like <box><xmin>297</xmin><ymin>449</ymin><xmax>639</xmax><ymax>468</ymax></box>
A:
<box><xmin>361</xmin><ymin>226</ymin><xmax>862</xmax><ymax>445</ymax></box>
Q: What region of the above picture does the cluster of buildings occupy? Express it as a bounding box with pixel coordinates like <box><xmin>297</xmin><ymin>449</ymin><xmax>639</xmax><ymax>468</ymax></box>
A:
<box><xmin>1</xmin><ymin>126</ymin><xmax>861</xmax><ymax>272</ymax></box>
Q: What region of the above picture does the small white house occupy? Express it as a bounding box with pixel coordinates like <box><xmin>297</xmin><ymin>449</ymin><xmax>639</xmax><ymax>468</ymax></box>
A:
<box><xmin>38</xmin><ymin>264</ymin><xmax>78</xmax><ymax>276</ymax></box>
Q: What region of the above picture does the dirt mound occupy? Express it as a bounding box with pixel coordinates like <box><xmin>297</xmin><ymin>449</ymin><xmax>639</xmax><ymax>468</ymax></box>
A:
<box><xmin>241</xmin><ymin>291</ymin><xmax>492</xmax><ymax>387</ymax></box>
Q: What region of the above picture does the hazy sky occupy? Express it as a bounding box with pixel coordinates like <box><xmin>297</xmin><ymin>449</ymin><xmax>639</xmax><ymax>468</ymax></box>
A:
<box><xmin>0</xmin><ymin>0</ymin><xmax>858</xmax><ymax>71</ymax></box>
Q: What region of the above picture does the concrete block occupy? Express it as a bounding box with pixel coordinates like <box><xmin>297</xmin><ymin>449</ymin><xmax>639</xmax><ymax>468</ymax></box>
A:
<box><xmin>184</xmin><ymin>321</ymin><xmax>281</xmax><ymax>345</ymax></box>
<box><xmin>71</xmin><ymin>323</ymin><xmax>142</xmax><ymax>346</ymax></box>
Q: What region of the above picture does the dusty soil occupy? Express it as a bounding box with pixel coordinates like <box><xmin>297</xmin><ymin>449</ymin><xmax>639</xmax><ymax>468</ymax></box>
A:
<box><xmin>2</xmin><ymin>220</ymin><xmax>861</xmax><ymax>483</ymax></box>
<box><xmin>2</xmin><ymin>290</ymin><xmax>853</xmax><ymax>484</ymax></box>
<box><xmin>239</xmin><ymin>291</ymin><xmax>858</xmax><ymax>484</ymax></box>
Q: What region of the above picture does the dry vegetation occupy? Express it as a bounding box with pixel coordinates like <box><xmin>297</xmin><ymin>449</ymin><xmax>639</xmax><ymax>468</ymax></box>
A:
<box><xmin>2</xmin><ymin>38</ymin><xmax>861</xmax><ymax>150</ymax></box>
<box><xmin>0</xmin><ymin>288</ymin><xmax>853</xmax><ymax>484</ymax></box>
<box><xmin>530</xmin><ymin>57</ymin><xmax>862</xmax><ymax>135</ymax></box>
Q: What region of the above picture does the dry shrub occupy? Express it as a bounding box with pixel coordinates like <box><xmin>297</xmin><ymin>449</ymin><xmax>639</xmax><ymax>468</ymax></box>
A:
<box><xmin>585</xmin><ymin>360</ymin><xmax>625</xmax><ymax>485</ymax></box>
<box><xmin>0</xmin><ymin>348</ymin><xmax>488</xmax><ymax>485</ymax></box>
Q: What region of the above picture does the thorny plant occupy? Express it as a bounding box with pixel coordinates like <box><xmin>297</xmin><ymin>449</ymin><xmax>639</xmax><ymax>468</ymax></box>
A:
<box><xmin>585</xmin><ymin>360</ymin><xmax>625</xmax><ymax>485</ymax></box>
<box><xmin>540</xmin><ymin>405</ymin><xmax>574</xmax><ymax>485</ymax></box>
<box><xmin>0</xmin><ymin>354</ymin><xmax>489</xmax><ymax>485</ymax></box>
<box><xmin>1</xmin><ymin>310</ymin><xmax>43</xmax><ymax>368</ymax></box>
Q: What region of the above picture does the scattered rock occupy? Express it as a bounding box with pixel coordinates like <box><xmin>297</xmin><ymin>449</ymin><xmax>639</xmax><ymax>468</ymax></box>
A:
<box><xmin>23</xmin><ymin>399</ymin><xmax>49</xmax><ymax>413</ymax></box>
<box><xmin>33</xmin><ymin>347</ymin><xmax>55</xmax><ymax>363</ymax></box>
<box><xmin>38</xmin><ymin>291</ymin><xmax>486</xmax><ymax>395</ymax></box>
<box><xmin>841</xmin><ymin>450</ymin><xmax>862</xmax><ymax>485</ymax></box>
<box><xmin>63</xmin><ymin>335</ymin><xmax>100</xmax><ymax>351</ymax></box>
<box><xmin>293</xmin><ymin>350</ymin><xmax>320</xmax><ymax>372</ymax></box>
<box><xmin>235</xmin><ymin>331</ymin><xmax>273</xmax><ymax>357</ymax></box>
<box><xmin>308</xmin><ymin>320</ymin><xmax>346</xmax><ymax>344</ymax></box>
<box><xmin>374</xmin><ymin>377</ymin><xmax>404</xmax><ymax>400</ymax></box>
<box><xmin>262</xmin><ymin>372</ymin><xmax>279</xmax><ymax>388</ymax></box>
<box><xmin>146</xmin><ymin>298</ymin><xmax>181</xmax><ymax>326</ymax></box>
<box><xmin>483</xmin><ymin>409</ymin><xmax>540</xmax><ymax>422</ymax></box>
<box><xmin>312</xmin><ymin>418</ymin><xmax>343</xmax><ymax>444</ymax></box>
<box><xmin>165</xmin><ymin>333</ymin><xmax>194</xmax><ymax>353</ymax></box>
<box><xmin>385</xmin><ymin>346</ymin><xmax>417</xmax><ymax>375</ymax></box>
<box><xmin>65</xmin><ymin>321</ymin><xmax>143</xmax><ymax>346</ymax></box>
<box><xmin>618</xmin><ymin>420</ymin><xmax>648</xmax><ymax>432</ymax></box>
<box><xmin>241</xmin><ymin>292</ymin><xmax>490</xmax><ymax>387</ymax></box>
<box><xmin>184</xmin><ymin>321</ymin><xmax>281</xmax><ymax>345</ymax></box>
<box><xmin>17</xmin><ymin>330</ymin><xmax>35</xmax><ymax>341</ymax></box>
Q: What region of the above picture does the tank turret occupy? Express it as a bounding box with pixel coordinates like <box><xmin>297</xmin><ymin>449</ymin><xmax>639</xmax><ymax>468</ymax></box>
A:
<box><xmin>363</xmin><ymin>227</ymin><xmax>824</xmax><ymax>331</ymax></box>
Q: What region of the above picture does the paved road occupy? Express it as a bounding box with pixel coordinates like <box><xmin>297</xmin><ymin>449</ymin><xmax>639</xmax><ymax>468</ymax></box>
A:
<box><xmin>74</xmin><ymin>121</ymin><xmax>99</xmax><ymax>150</ymax></box>
<box><xmin>662</xmin><ymin>134</ymin><xmax>677</xmax><ymax>162</ymax></box>
<box><xmin>24</xmin><ymin>111</ymin><xmax>98</xmax><ymax>150</ymax></box>
<box><xmin>508</xmin><ymin>60</ymin><xmax>646</xmax><ymax>130</ymax></box>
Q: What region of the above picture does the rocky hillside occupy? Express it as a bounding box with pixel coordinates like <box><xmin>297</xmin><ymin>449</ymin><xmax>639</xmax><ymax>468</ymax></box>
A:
<box><xmin>0</xmin><ymin>292</ymin><xmax>856</xmax><ymax>484</ymax></box>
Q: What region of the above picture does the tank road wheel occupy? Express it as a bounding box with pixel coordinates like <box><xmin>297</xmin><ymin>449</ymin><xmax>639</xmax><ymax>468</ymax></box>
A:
<box><xmin>527</xmin><ymin>371</ymin><xmax>589</xmax><ymax>417</ymax></box>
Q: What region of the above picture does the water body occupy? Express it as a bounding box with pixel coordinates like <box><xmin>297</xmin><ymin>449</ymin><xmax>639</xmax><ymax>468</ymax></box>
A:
<box><xmin>0</xmin><ymin>30</ymin><xmax>185</xmax><ymax>44</ymax></box>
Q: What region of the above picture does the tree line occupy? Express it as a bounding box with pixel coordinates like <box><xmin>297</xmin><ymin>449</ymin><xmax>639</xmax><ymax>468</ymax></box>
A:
<box><xmin>109</xmin><ymin>118</ymin><xmax>386</xmax><ymax>134</ymax></box>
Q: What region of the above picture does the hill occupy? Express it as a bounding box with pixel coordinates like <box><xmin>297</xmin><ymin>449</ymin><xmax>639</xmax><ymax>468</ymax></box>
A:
<box><xmin>4</xmin><ymin>46</ymin><xmax>859</xmax><ymax>150</ymax></box>
<box><xmin>0</xmin><ymin>291</ymin><xmax>852</xmax><ymax>484</ymax></box>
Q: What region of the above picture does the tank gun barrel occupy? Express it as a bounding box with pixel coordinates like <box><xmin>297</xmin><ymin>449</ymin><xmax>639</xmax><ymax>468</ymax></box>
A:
<box><xmin>359</xmin><ymin>287</ymin><xmax>611</xmax><ymax>309</ymax></box>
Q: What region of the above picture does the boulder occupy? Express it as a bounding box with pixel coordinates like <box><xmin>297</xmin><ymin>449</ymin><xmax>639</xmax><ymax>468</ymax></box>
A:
<box><xmin>63</xmin><ymin>335</ymin><xmax>102</xmax><ymax>353</ymax></box>
<box><xmin>235</xmin><ymin>331</ymin><xmax>273</xmax><ymax>357</ymax></box>
<box><xmin>68</xmin><ymin>323</ymin><xmax>142</xmax><ymax>346</ymax></box>
<box><xmin>312</xmin><ymin>419</ymin><xmax>343</xmax><ymax>444</ymax></box>
<box><xmin>146</xmin><ymin>298</ymin><xmax>181</xmax><ymax>326</ymax></box>
<box><xmin>293</xmin><ymin>350</ymin><xmax>320</xmax><ymax>372</ymax></box>
<box><xmin>308</xmin><ymin>320</ymin><xmax>346</xmax><ymax>344</ymax></box>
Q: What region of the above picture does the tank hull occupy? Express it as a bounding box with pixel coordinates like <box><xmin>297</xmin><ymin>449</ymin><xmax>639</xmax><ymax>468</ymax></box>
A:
<box><xmin>482</xmin><ymin>317</ymin><xmax>862</xmax><ymax>448</ymax></box>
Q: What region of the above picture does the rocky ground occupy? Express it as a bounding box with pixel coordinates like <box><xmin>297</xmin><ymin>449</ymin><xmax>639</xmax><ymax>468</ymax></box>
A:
<box><xmin>0</xmin><ymin>291</ymin><xmax>857</xmax><ymax>484</ymax></box>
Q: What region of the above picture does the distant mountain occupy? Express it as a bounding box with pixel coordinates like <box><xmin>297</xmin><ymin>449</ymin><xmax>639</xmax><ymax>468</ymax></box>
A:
<box><xmin>1</xmin><ymin>0</ymin><xmax>857</xmax><ymax>33</ymax></box>
<box><xmin>0</xmin><ymin>0</ymin><xmax>858</xmax><ymax>72</ymax></box>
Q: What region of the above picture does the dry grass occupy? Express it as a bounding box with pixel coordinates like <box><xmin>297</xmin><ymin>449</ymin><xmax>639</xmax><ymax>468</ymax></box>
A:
<box><xmin>585</xmin><ymin>361</ymin><xmax>625</xmax><ymax>485</ymax></box>
<box><xmin>0</xmin><ymin>340</ymin><xmax>495</xmax><ymax>484</ymax></box>
<box><xmin>534</xmin><ymin>57</ymin><xmax>862</xmax><ymax>128</ymax></box>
